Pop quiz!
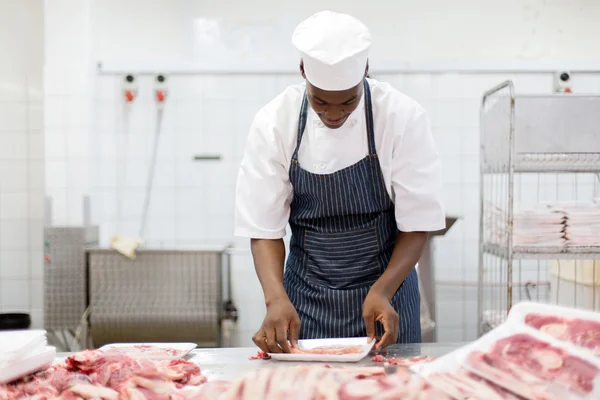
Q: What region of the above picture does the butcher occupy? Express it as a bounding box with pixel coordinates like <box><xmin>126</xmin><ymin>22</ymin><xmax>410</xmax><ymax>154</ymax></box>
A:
<box><xmin>234</xmin><ymin>10</ymin><xmax>445</xmax><ymax>353</ymax></box>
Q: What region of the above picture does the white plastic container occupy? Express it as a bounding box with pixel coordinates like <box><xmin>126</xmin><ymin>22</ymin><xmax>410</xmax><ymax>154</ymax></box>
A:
<box><xmin>551</xmin><ymin>260</ymin><xmax>600</xmax><ymax>285</ymax></box>
<box><xmin>411</xmin><ymin>352</ymin><xmax>523</xmax><ymax>400</ymax></box>
<box><xmin>0</xmin><ymin>330</ymin><xmax>47</xmax><ymax>362</ymax></box>
<box><xmin>0</xmin><ymin>346</ymin><xmax>55</xmax><ymax>384</ymax></box>
<box><xmin>550</xmin><ymin>260</ymin><xmax>600</xmax><ymax>310</ymax></box>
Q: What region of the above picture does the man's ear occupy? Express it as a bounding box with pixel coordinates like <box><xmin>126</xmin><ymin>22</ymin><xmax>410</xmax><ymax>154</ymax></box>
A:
<box><xmin>364</xmin><ymin>61</ymin><xmax>369</xmax><ymax>77</ymax></box>
<box><xmin>300</xmin><ymin>60</ymin><xmax>306</xmax><ymax>79</ymax></box>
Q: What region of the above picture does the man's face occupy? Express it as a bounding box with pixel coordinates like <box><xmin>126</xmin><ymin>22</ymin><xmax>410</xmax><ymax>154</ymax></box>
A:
<box><xmin>304</xmin><ymin>77</ymin><xmax>364</xmax><ymax>130</ymax></box>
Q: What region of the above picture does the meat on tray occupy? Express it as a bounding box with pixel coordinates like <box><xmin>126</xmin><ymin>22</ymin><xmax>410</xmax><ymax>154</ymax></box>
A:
<box><xmin>222</xmin><ymin>364</ymin><xmax>452</xmax><ymax>400</ymax></box>
<box><xmin>465</xmin><ymin>333</ymin><xmax>599</xmax><ymax>399</ymax></box>
<box><xmin>371</xmin><ymin>354</ymin><xmax>435</xmax><ymax>366</ymax></box>
<box><xmin>101</xmin><ymin>344</ymin><xmax>181</xmax><ymax>358</ymax></box>
<box><xmin>524</xmin><ymin>313</ymin><xmax>600</xmax><ymax>354</ymax></box>
<box><xmin>249</xmin><ymin>344</ymin><xmax>363</xmax><ymax>360</ymax></box>
<box><xmin>0</xmin><ymin>349</ymin><xmax>206</xmax><ymax>400</ymax></box>
<box><xmin>290</xmin><ymin>344</ymin><xmax>363</xmax><ymax>355</ymax></box>
<box><xmin>426</xmin><ymin>368</ymin><xmax>526</xmax><ymax>400</ymax></box>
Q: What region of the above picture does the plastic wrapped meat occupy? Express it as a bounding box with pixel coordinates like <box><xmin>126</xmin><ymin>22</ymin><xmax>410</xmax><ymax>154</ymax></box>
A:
<box><xmin>465</xmin><ymin>333</ymin><xmax>600</xmax><ymax>399</ymax></box>
<box><xmin>525</xmin><ymin>313</ymin><xmax>600</xmax><ymax>355</ymax></box>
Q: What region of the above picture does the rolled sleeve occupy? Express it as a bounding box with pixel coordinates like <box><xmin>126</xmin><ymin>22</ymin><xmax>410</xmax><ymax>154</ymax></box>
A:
<box><xmin>391</xmin><ymin>106</ymin><xmax>445</xmax><ymax>232</ymax></box>
<box><xmin>234</xmin><ymin>110</ymin><xmax>293</xmax><ymax>239</ymax></box>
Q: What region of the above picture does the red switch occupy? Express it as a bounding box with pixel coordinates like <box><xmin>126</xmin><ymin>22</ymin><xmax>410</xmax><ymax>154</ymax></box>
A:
<box><xmin>156</xmin><ymin>90</ymin><xmax>165</xmax><ymax>102</ymax></box>
<box><xmin>125</xmin><ymin>90</ymin><xmax>135</xmax><ymax>102</ymax></box>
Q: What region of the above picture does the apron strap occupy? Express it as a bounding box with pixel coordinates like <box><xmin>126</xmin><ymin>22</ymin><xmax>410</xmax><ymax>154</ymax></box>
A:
<box><xmin>291</xmin><ymin>94</ymin><xmax>309</xmax><ymax>161</ymax></box>
<box><xmin>363</xmin><ymin>79</ymin><xmax>377</xmax><ymax>156</ymax></box>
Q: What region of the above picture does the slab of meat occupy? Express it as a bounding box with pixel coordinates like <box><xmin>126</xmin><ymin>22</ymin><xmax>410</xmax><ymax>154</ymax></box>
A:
<box><xmin>174</xmin><ymin>380</ymin><xmax>232</xmax><ymax>399</ymax></box>
<box><xmin>426</xmin><ymin>368</ymin><xmax>526</xmax><ymax>400</ymax></box>
<box><xmin>524</xmin><ymin>313</ymin><xmax>600</xmax><ymax>354</ymax></box>
<box><xmin>67</xmin><ymin>350</ymin><xmax>205</xmax><ymax>386</ymax></box>
<box><xmin>248</xmin><ymin>351</ymin><xmax>270</xmax><ymax>360</ymax></box>
<box><xmin>464</xmin><ymin>333</ymin><xmax>600</xmax><ymax>400</ymax></box>
<box><xmin>250</xmin><ymin>344</ymin><xmax>363</xmax><ymax>359</ymax></box>
<box><xmin>1</xmin><ymin>350</ymin><xmax>206</xmax><ymax>400</ymax></box>
<box><xmin>371</xmin><ymin>354</ymin><xmax>435</xmax><ymax>366</ymax></box>
<box><xmin>101</xmin><ymin>345</ymin><xmax>181</xmax><ymax>358</ymax></box>
<box><xmin>220</xmin><ymin>364</ymin><xmax>452</xmax><ymax>400</ymax></box>
<box><xmin>290</xmin><ymin>344</ymin><xmax>363</xmax><ymax>355</ymax></box>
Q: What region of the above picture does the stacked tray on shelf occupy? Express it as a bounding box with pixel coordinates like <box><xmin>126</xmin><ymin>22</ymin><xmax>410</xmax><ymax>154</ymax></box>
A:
<box><xmin>561</xmin><ymin>200</ymin><xmax>600</xmax><ymax>246</ymax></box>
<box><xmin>484</xmin><ymin>201</ymin><xmax>600</xmax><ymax>249</ymax></box>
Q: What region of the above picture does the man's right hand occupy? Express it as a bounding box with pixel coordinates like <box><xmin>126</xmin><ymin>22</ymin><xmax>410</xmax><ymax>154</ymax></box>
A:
<box><xmin>252</xmin><ymin>297</ymin><xmax>301</xmax><ymax>354</ymax></box>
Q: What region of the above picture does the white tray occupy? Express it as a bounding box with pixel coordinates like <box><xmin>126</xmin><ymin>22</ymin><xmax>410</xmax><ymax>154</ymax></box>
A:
<box><xmin>0</xmin><ymin>330</ymin><xmax>47</xmax><ymax>362</ymax></box>
<box><xmin>99</xmin><ymin>342</ymin><xmax>197</xmax><ymax>360</ymax></box>
<box><xmin>508</xmin><ymin>301</ymin><xmax>600</xmax><ymax>326</ymax></box>
<box><xmin>507</xmin><ymin>301</ymin><xmax>600</xmax><ymax>355</ymax></box>
<box><xmin>456</xmin><ymin>323</ymin><xmax>600</xmax><ymax>400</ymax></box>
<box><xmin>268</xmin><ymin>337</ymin><xmax>374</xmax><ymax>363</ymax></box>
<box><xmin>0</xmin><ymin>346</ymin><xmax>55</xmax><ymax>384</ymax></box>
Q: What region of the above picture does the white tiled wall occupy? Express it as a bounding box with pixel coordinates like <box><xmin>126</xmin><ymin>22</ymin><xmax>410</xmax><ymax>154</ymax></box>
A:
<box><xmin>0</xmin><ymin>0</ymin><xmax>45</xmax><ymax>327</ymax></box>
<box><xmin>39</xmin><ymin>0</ymin><xmax>600</xmax><ymax>343</ymax></box>
<box><xmin>44</xmin><ymin>0</ymin><xmax>93</xmax><ymax>227</ymax></box>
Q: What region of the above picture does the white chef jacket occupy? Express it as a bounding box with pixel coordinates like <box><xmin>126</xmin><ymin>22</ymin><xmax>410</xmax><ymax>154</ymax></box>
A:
<box><xmin>234</xmin><ymin>78</ymin><xmax>445</xmax><ymax>239</ymax></box>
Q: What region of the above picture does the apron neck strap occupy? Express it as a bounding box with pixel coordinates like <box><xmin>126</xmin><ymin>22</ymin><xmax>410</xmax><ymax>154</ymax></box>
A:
<box><xmin>363</xmin><ymin>79</ymin><xmax>377</xmax><ymax>155</ymax></box>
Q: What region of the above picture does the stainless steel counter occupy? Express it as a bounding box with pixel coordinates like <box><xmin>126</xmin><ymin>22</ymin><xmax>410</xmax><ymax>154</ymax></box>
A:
<box><xmin>58</xmin><ymin>342</ymin><xmax>466</xmax><ymax>382</ymax></box>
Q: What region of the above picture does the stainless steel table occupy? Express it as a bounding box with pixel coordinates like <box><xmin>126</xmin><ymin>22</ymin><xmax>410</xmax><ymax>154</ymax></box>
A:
<box><xmin>58</xmin><ymin>342</ymin><xmax>466</xmax><ymax>382</ymax></box>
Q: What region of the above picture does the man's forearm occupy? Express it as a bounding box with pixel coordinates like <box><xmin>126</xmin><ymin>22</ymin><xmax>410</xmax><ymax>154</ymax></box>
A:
<box><xmin>370</xmin><ymin>231</ymin><xmax>428</xmax><ymax>300</ymax></box>
<box><xmin>250</xmin><ymin>238</ymin><xmax>288</xmax><ymax>306</ymax></box>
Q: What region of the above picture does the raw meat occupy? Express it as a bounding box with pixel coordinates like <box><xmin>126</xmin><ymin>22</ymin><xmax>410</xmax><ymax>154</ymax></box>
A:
<box><xmin>175</xmin><ymin>380</ymin><xmax>232</xmax><ymax>399</ymax></box>
<box><xmin>426</xmin><ymin>368</ymin><xmax>526</xmax><ymax>400</ymax></box>
<box><xmin>465</xmin><ymin>333</ymin><xmax>599</xmax><ymax>399</ymax></box>
<box><xmin>524</xmin><ymin>313</ymin><xmax>600</xmax><ymax>354</ymax></box>
<box><xmin>101</xmin><ymin>344</ymin><xmax>181</xmax><ymax>358</ymax></box>
<box><xmin>219</xmin><ymin>364</ymin><xmax>452</xmax><ymax>400</ymax></box>
<box><xmin>248</xmin><ymin>351</ymin><xmax>270</xmax><ymax>360</ymax></box>
<box><xmin>249</xmin><ymin>344</ymin><xmax>363</xmax><ymax>359</ymax></box>
<box><xmin>290</xmin><ymin>344</ymin><xmax>363</xmax><ymax>355</ymax></box>
<box><xmin>371</xmin><ymin>354</ymin><xmax>435</xmax><ymax>366</ymax></box>
<box><xmin>68</xmin><ymin>383</ymin><xmax>119</xmax><ymax>400</ymax></box>
<box><xmin>0</xmin><ymin>350</ymin><xmax>206</xmax><ymax>400</ymax></box>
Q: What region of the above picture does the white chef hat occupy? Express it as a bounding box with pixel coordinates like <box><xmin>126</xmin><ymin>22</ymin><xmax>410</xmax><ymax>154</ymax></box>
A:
<box><xmin>292</xmin><ymin>11</ymin><xmax>371</xmax><ymax>91</ymax></box>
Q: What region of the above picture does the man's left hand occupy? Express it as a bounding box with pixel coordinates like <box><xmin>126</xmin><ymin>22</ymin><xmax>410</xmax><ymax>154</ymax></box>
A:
<box><xmin>362</xmin><ymin>289</ymin><xmax>399</xmax><ymax>350</ymax></box>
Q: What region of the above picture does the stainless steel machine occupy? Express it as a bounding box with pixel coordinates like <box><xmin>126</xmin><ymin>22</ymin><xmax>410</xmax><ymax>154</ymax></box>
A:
<box><xmin>86</xmin><ymin>245</ymin><xmax>237</xmax><ymax>348</ymax></box>
<box><xmin>44</xmin><ymin>225</ymin><xmax>99</xmax><ymax>350</ymax></box>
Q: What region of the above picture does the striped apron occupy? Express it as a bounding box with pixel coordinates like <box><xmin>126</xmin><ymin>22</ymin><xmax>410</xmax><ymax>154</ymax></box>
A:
<box><xmin>283</xmin><ymin>80</ymin><xmax>421</xmax><ymax>343</ymax></box>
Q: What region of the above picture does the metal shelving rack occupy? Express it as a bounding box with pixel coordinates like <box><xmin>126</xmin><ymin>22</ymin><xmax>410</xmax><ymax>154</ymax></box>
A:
<box><xmin>477</xmin><ymin>81</ymin><xmax>600</xmax><ymax>335</ymax></box>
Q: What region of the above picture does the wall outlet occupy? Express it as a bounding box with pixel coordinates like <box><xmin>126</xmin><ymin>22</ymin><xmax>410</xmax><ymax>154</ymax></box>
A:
<box><xmin>554</xmin><ymin>71</ymin><xmax>572</xmax><ymax>93</ymax></box>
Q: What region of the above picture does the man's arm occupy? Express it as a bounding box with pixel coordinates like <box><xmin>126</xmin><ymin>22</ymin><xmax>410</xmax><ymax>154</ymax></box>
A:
<box><xmin>370</xmin><ymin>231</ymin><xmax>427</xmax><ymax>300</ymax></box>
<box><xmin>363</xmin><ymin>101</ymin><xmax>444</xmax><ymax>349</ymax></box>
<box><xmin>251</xmin><ymin>238</ymin><xmax>288</xmax><ymax>305</ymax></box>
<box><xmin>250</xmin><ymin>238</ymin><xmax>301</xmax><ymax>353</ymax></box>
<box><xmin>362</xmin><ymin>232</ymin><xmax>428</xmax><ymax>349</ymax></box>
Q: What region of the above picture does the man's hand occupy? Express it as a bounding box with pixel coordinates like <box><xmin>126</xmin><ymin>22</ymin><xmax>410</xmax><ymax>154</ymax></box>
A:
<box><xmin>363</xmin><ymin>289</ymin><xmax>399</xmax><ymax>350</ymax></box>
<box><xmin>252</xmin><ymin>296</ymin><xmax>301</xmax><ymax>354</ymax></box>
